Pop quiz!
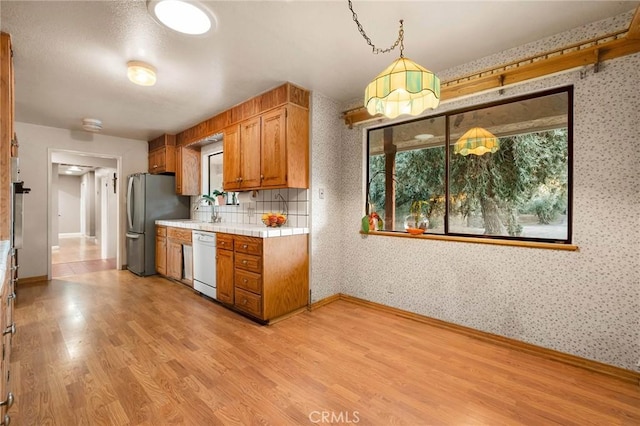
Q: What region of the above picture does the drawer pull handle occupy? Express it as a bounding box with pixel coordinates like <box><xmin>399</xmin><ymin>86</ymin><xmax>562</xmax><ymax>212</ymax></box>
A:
<box><xmin>3</xmin><ymin>324</ymin><xmax>15</xmax><ymax>336</ymax></box>
<box><xmin>0</xmin><ymin>392</ymin><xmax>14</xmax><ymax>409</ymax></box>
<box><xmin>242</xmin><ymin>244</ymin><xmax>248</xmax><ymax>249</ymax></box>
<box><xmin>0</xmin><ymin>413</ymin><xmax>10</xmax><ymax>425</ymax></box>
<box><xmin>243</xmin><ymin>278</ymin><xmax>248</xmax><ymax>283</ymax></box>
<box><xmin>242</xmin><ymin>298</ymin><xmax>248</xmax><ymax>305</ymax></box>
<box><xmin>7</xmin><ymin>293</ymin><xmax>15</xmax><ymax>301</ymax></box>
<box><xmin>242</xmin><ymin>260</ymin><xmax>248</xmax><ymax>265</ymax></box>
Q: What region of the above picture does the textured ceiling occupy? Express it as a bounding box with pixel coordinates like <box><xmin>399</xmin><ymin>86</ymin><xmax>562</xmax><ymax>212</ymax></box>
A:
<box><xmin>1</xmin><ymin>1</ymin><xmax>638</xmax><ymax>141</ymax></box>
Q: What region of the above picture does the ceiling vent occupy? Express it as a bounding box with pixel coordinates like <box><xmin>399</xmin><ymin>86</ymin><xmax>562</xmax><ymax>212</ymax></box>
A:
<box><xmin>82</xmin><ymin>118</ymin><xmax>103</xmax><ymax>132</ymax></box>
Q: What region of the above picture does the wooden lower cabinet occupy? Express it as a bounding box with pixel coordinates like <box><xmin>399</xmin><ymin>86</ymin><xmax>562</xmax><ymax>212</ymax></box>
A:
<box><xmin>156</xmin><ymin>226</ymin><xmax>193</xmax><ymax>288</ymax></box>
<box><xmin>166</xmin><ymin>239</ymin><xmax>183</xmax><ymax>281</ymax></box>
<box><xmin>216</xmin><ymin>245</ymin><xmax>234</xmax><ymax>304</ymax></box>
<box><xmin>155</xmin><ymin>226</ymin><xmax>167</xmax><ymax>276</ymax></box>
<box><xmin>215</xmin><ymin>233</ymin><xmax>308</xmax><ymax>323</ymax></box>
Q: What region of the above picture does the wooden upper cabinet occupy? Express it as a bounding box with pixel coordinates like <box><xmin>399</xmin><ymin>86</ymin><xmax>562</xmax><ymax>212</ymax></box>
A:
<box><xmin>223</xmin><ymin>124</ymin><xmax>241</xmax><ymax>190</ymax></box>
<box><xmin>261</xmin><ymin>107</ymin><xmax>287</xmax><ymax>188</ymax></box>
<box><xmin>148</xmin><ymin>146</ymin><xmax>176</xmax><ymax>174</ymax></box>
<box><xmin>222</xmin><ymin>105</ymin><xmax>309</xmax><ymax>192</ymax></box>
<box><xmin>148</xmin><ymin>134</ymin><xmax>176</xmax><ymax>174</ymax></box>
<box><xmin>176</xmin><ymin>146</ymin><xmax>200</xmax><ymax>196</ymax></box>
<box><xmin>223</xmin><ymin>117</ymin><xmax>261</xmax><ymax>191</ymax></box>
<box><xmin>240</xmin><ymin>117</ymin><xmax>262</xmax><ymax>188</ymax></box>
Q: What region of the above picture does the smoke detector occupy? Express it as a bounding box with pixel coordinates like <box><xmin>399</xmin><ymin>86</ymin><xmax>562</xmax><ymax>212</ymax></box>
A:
<box><xmin>82</xmin><ymin>118</ymin><xmax>103</xmax><ymax>132</ymax></box>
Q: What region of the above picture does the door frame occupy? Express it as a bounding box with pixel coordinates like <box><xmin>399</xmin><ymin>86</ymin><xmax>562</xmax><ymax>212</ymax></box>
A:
<box><xmin>47</xmin><ymin>149</ymin><xmax>122</xmax><ymax>279</ymax></box>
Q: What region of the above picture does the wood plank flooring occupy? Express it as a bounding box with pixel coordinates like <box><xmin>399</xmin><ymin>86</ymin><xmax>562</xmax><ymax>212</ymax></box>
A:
<box><xmin>52</xmin><ymin>236</ymin><xmax>115</xmax><ymax>278</ymax></box>
<box><xmin>11</xmin><ymin>270</ymin><xmax>640</xmax><ymax>425</ymax></box>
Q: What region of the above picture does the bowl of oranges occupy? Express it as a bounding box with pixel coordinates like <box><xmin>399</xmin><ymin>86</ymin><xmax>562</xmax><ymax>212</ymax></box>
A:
<box><xmin>262</xmin><ymin>212</ymin><xmax>287</xmax><ymax>227</ymax></box>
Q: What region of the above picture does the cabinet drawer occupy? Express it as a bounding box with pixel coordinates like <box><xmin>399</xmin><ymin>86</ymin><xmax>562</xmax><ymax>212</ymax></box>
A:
<box><xmin>234</xmin><ymin>236</ymin><xmax>262</xmax><ymax>255</ymax></box>
<box><xmin>234</xmin><ymin>288</ymin><xmax>262</xmax><ymax>318</ymax></box>
<box><xmin>156</xmin><ymin>226</ymin><xmax>167</xmax><ymax>237</ymax></box>
<box><xmin>217</xmin><ymin>233</ymin><xmax>234</xmax><ymax>250</ymax></box>
<box><xmin>167</xmin><ymin>227</ymin><xmax>192</xmax><ymax>243</ymax></box>
<box><xmin>235</xmin><ymin>253</ymin><xmax>262</xmax><ymax>273</ymax></box>
<box><xmin>235</xmin><ymin>269</ymin><xmax>262</xmax><ymax>295</ymax></box>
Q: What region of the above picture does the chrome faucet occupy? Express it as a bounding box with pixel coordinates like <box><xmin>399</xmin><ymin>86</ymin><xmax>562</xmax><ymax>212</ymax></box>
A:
<box><xmin>192</xmin><ymin>195</ymin><xmax>223</xmax><ymax>223</ymax></box>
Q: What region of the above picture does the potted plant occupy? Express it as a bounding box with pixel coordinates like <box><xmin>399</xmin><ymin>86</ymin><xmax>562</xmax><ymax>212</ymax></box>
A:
<box><xmin>212</xmin><ymin>189</ymin><xmax>227</xmax><ymax>205</ymax></box>
<box><xmin>404</xmin><ymin>200</ymin><xmax>429</xmax><ymax>235</ymax></box>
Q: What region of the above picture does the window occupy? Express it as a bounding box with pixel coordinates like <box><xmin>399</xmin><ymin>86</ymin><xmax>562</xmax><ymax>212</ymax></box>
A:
<box><xmin>367</xmin><ymin>87</ymin><xmax>572</xmax><ymax>244</ymax></box>
<box><xmin>200</xmin><ymin>141</ymin><xmax>238</xmax><ymax>205</ymax></box>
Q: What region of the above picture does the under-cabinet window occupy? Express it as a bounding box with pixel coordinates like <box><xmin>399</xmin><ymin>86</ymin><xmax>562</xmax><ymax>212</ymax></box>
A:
<box><xmin>367</xmin><ymin>86</ymin><xmax>572</xmax><ymax>244</ymax></box>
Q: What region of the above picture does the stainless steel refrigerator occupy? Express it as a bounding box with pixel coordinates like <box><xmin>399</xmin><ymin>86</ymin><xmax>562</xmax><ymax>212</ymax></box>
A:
<box><xmin>126</xmin><ymin>173</ymin><xmax>190</xmax><ymax>276</ymax></box>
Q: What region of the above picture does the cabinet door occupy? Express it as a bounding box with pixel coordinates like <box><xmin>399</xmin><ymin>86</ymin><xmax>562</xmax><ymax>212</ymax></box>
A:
<box><xmin>261</xmin><ymin>107</ymin><xmax>287</xmax><ymax>187</ymax></box>
<box><xmin>155</xmin><ymin>235</ymin><xmax>167</xmax><ymax>275</ymax></box>
<box><xmin>176</xmin><ymin>147</ymin><xmax>200</xmax><ymax>195</ymax></box>
<box><xmin>240</xmin><ymin>117</ymin><xmax>262</xmax><ymax>188</ymax></box>
<box><xmin>167</xmin><ymin>239</ymin><xmax>182</xmax><ymax>280</ymax></box>
<box><xmin>223</xmin><ymin>125</ymin><xmax>241</xmax><ymax>190</ymax></box>
<box><xmin>148</xmin><ymin>149</ymin><xmax>164</xmax><ymax>174</ymax></box>
<box><xmin>216</xmin><ymin>248</ymin><xmax>234</xmax><ymax>304</ymax></box>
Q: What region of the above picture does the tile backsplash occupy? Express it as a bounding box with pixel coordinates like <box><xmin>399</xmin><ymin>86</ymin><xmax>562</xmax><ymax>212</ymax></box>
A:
<box><xmin>191</xmin><ymin>188</ymin><xmax>309</xmax><ymax>228</ymax></box>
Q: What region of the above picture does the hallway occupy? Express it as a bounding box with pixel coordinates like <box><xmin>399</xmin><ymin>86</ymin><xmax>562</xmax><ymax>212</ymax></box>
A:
<box><xmin>51</xmin><ymin>235</ymin><xmax>116</xmax><ymax>277</ymax></box>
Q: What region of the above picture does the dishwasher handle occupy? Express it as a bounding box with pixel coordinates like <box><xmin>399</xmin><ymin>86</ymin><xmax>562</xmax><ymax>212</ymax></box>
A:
<box><xmin>196</xmin><ymin>235</ymin><xmax>216</xmax><ymax>243</ymax></box>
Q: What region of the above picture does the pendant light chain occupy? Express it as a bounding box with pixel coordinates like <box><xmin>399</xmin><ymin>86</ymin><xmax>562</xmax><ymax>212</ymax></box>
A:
<box><xmin>347</xmin><ymin>0</ymin><xmax>404</xmax><ymax>56</ymax></box>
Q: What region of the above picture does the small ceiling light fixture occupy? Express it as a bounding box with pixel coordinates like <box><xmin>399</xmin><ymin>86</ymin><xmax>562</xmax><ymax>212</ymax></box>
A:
<box><xmin>454</xmin><ymin>127</ymin><xmax>500</xmax><ymax>156</ymax></box>
<box><xmin>148</xmin><ymin>0</ymin><xmax>215</xmax><ymax>35</ymax></box>
<box><xmin>127</xmin><ymin>61</ymin><xmax>157</xmax><ymax>86</ymax></box>
<box><xmin>82</xmin><ymin>118</ymin><xmax>103</xmax><ymax>133</ymax></box>
<box><xmin>68</xmin><ymin>166</ymin><xmax>82</xmax><ymax>172</ymax></box>
<box><xmin>348</xmin><ymin>1</ymin><xmax>440</xmax><ymax>119</ymax></box>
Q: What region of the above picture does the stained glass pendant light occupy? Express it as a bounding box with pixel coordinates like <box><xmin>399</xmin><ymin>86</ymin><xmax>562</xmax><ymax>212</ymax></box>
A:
<box><xmin>365</xmin><ymin>55</ymin><xmax>440</xmax><ymax>118</ymax></box>
<box><xmin>347</xmin><ymin>1</ymin><xmax>440</xmax><ymax>119</ymax></box>
<box><xmin>363</xmin><ymin>23</ymin><xmax>440</xmax><ymax>118</ymax></box>
<box><xmin>454</xmin><ymin>127</ymin><xmax>500</xmax><ymax>156</ymax></box>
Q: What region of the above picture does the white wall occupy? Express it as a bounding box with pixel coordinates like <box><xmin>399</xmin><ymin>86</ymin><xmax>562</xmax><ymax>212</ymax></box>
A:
<box><xmin>51</xmin><ymin>164</ymin><xmax>59</xmax><ymax>246</ymax></box>
<box><xmin>96</xmin><ymin>167</ymin><xmax>117</xmax><ymax>259</ymax></box>
<box><xmin>16</xmin><ymin>122</ymin><xmax>148</xmax><ymax>278</ymax></box>
<box><xmin>309</xmin><ymin>11</ymin><xmax>640</xmax><ymax>371</ymax></box>
<box><xmin>81</xmin><ymin>171</ymin><xmax>96</xmax><ymax>237</ymax></box>
<box><xmin>57</xmin><ymin>174</ymin><xmax>81</xmax><ymax>234</ymax></box>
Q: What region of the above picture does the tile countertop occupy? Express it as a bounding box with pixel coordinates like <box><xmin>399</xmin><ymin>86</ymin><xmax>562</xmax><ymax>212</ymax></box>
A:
<box><xmin>155</xmin><ymin>220</ymin><xmax>310</xmax><ymax>238</ymax></box>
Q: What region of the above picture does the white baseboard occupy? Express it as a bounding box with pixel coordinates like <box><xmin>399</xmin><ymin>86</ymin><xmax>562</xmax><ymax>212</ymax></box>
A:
<box><xmin>59</xmin><ymin>232</ymin><xmax>82</xmax><ymax>238</ymax></box>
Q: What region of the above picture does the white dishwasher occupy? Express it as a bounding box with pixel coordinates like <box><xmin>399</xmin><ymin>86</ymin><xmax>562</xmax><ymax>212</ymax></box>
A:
<box><xmin>192</xmin><ymin>230</ymin><xmax>216</xmax><ymax>299</ymax></box>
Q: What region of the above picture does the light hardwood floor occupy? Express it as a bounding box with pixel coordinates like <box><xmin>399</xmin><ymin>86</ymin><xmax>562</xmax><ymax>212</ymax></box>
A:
<box><xmin>52</xmin><ymin>236</ymin><xmax>115</xmax><ymax>278</ymax></box>
<box><xmin>11</xmin><ymin>270</ymin><xmax>640</xmax><ymax>425</ymax></box>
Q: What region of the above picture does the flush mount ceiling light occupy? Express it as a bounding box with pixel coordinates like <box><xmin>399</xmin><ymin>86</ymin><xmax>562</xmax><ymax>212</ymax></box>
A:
<box><xmin>348</xmin><ymin>1</ymin><xmax>440</xmax><ymax>119</ymax></box>
<box><xmin>454</xmin><ymin>127</ymin><xmax>500</xmax><ymax>156</ymax></box>
<box><xmin>148</xmin><ymin>0</ymin><xmax>215</xmax><ymax>35</ymax></box>
<box><xmin>82</xmin><ymin>118</ymin><xmax>103</xmax><ymax>132</ymax></box>
<box><xmin>127</xmin><ymin>61</ymin><xmax>157</xmax><ymax>86</ymax></box>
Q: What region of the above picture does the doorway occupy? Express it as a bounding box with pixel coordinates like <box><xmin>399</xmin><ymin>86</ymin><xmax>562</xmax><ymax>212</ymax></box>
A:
<box><xmin>49</xmin><ymin>151</ymin><xmax>120</xmax><ymax>278</ymax></box>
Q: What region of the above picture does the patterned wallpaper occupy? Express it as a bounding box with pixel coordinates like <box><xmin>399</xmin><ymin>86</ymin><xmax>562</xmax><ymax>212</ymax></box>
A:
<box><xmin>309</xmin><ymin>92</ymin><xmax>344</xmax><ymax>301</ymax></box>
<box><xmin>309</xmin><ymin>11</ymin><xmax>640</xmax><ymax>370</ymax></box>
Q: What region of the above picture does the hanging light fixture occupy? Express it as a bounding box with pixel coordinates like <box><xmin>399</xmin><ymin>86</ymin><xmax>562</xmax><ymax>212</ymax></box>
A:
<box><xmin>127</xmin><ymin>61</ymin><xmax>157</xmax><ymax>86</ymax></box>
<box><xmin>454</xmin><ymin>127</ymin><xmax>500</xmax><ymax>156</ymax></box>
<box><xmin>348</xmin><ymin>1</ymin><xmax>440</xmax><ymax>119</ymax></box>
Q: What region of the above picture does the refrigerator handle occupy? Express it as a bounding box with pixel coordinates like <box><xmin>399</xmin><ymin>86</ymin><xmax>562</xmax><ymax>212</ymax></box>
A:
<box><xmin>127</xmin><ymin>176</ymin><xmax>134</xmax><ymax>230</ymax></box>
<box><xmin>126</xmin><ymin>233</ymin><xmax>140</xmax><ymax>239</ymax></box>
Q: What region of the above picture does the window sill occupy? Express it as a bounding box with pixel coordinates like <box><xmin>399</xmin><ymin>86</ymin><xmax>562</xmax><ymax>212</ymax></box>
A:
<box><xmin>359</xmin><ymin>230</ymin><xmax>579</xmax><ymax>251</ymax></box>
